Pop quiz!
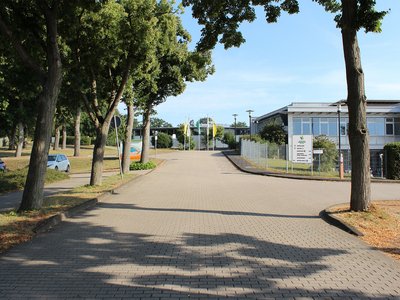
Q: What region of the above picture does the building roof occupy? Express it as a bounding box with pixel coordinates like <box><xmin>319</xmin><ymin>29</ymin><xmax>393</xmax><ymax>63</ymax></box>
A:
<box><xmin>255</xmin><ymin>100</ymin><xmax>400</xmax><ymax>122</ymax></box>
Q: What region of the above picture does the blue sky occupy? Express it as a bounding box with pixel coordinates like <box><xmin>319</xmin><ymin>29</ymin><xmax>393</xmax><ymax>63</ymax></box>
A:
<box><xmin>152</xmin><ymin>2</ymin><xmax>400</xmax><ymax>126</ymax></box>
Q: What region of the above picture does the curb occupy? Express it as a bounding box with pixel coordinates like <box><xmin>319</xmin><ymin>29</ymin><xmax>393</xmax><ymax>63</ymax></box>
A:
<box><xmin>319</xmin><ymin>205</ymin><xmax>364</xmax><ymax>236</ymax></box>
<box><xmin>33</xmin><ymin>162</ymin><xmax>164</xmax><ymax>234</ymax></box>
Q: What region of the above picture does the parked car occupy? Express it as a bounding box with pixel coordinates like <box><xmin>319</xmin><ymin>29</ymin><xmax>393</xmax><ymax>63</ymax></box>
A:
<box><xmin>0</xmin><ymin>158</ymin><xmax>6</xmax><ymax>172</ymax></box>
<box><xmin>47</xmin><ymin>154</ymin><xmax>70</xmax><ymax>172</ymax></box>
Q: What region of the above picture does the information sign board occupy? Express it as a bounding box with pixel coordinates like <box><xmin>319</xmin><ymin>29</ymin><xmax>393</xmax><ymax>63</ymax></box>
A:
<box><xmin>292</xmin><ymin>135</ymin><xmax>313</xmax><ymax>163</ymax></box>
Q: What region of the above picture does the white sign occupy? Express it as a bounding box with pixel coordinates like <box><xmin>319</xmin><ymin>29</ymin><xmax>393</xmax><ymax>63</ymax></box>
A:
<box><xmin>292</xmin><ymin>135</ymin><xmax>313</xmax><ymax>164</ymax></box>
<box><xmin>313</xmin><ymin>149</ymin><xmax>324</xmax><ymax>154</ymax></box>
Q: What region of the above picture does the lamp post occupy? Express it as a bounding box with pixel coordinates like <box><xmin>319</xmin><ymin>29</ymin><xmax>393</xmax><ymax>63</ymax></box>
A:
<box><xmin>246</xmin><ymin>110</ymin><xmax>253</xmax><ymax>140</ymax></box>
<box><xmin>337</xmin><ymin>104</ymin><xmax>344</xmax><ymax>179</ymax></box>
<box><xmin>232</xmin><ymin>114</ymin><xmax>238</xmax><ymax>142</ymax></box>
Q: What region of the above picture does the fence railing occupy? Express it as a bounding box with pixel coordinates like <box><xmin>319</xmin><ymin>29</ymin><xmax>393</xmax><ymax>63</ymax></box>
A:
<box><xmin>240</xmin><ymin>139</ymin><xmax>338</xmax><ymax>176</ymax></box>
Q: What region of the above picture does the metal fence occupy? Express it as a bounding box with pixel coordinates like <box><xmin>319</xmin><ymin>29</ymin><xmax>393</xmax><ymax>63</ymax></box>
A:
<box><xmin>240</xmin><ymin>139</ymin><xmax>290</xmax><ymax>173</ymax></box>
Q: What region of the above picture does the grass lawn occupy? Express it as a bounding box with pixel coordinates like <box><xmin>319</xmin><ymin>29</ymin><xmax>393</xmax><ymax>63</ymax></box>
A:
<box><xmin>327</xmin><ymin>201</ymin><xmax>400</xmax><ymax>261</ymax></box>
<box><xmin>246</xmin><ymin>157</ymin><xmax>346</xmax><ymax>178</ymax></box>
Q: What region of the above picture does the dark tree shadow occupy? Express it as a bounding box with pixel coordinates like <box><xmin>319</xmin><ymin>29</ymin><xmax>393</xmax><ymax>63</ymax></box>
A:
<box><xmin>0</xmin><ymin>216</ymin><xmax>394</xmax><ymax>299</ymax></box>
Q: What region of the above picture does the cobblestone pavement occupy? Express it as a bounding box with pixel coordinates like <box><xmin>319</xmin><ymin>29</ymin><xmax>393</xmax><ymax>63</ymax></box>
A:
<box><xmin>1</xmin><ymin>151</ymin><xmax>399</xmax><ymax>299</ymax></box>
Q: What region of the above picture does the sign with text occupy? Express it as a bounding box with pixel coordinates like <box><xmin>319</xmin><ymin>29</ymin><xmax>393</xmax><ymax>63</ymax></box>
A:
<box><xmin>292</xmin><ymin>135</ymin><xmax>313</xmax><ymax>164</ymax></box>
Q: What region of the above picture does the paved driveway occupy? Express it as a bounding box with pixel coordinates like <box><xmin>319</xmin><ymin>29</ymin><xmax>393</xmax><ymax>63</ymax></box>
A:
<box><xmin>1</xmin><ymin>151</ymin><xmax>399</xmax><ymax>299</ymax></box>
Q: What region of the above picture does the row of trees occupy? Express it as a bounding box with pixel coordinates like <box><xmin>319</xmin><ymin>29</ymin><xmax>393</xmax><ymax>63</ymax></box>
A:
<box><xmin>0</xmin><ymin>0</ymin><xmax>213</xmax><ymax>211</ymax></box>
<box><xmin>182</xmin><ymin>0</ymin><xmax>389</xmax><ymax>211</ymax></box>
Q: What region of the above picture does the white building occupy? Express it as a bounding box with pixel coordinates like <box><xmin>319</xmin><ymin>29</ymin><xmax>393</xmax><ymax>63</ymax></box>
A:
<box><xmin>253</xmin><ymin>100</ymin><xmax>400</xmax><ymax>176</ymax></box>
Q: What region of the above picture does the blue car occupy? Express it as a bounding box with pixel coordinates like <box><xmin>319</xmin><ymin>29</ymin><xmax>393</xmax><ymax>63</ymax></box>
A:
<box><xmin>0</xmin><ymin>158</ymin><xmax>6</xmax><ymax>172</ymax></box>
<box><xmin>47</xmin><ymin>154</ymin><xmax>71</xmax><ymax>172</ymax></box>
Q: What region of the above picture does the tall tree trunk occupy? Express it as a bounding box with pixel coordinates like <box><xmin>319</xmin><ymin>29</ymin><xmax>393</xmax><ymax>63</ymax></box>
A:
<box><xmin>122</xmin><ymin>103</ymin><xmax>134</xmax><ymax>173</ymax></box>
<box><xmin>341</xmin><ymin>0</ymin><xmax>370</xmax><ymax>211</ymax></box>
<box><xmin>62</xmin><ymin>125</ymin><xmax>67</xmax><ymax>149</ymax></box>
<box><xmin>74</xmin><ymin>106</ymin><xmax>81</xmax><ymax>157</ymax></box>
<box><xmin>8</xmin><ymin>124</ymin><xmax>16</xmax><ymax>150</ymax></box>
<box><xmin>18</xmin><ymin>7</ymin><xmax>62</xmax><ymax>212</ymax></box>
<box><xmin>140</xmin><ymin>105</ymin><xmax>151</xmax><ymax>164</ymax></box>
<box><xmin>15</xmin><ymin>122</ymin><xmax>24</xmax><ymax>157</ymax></box>
<box><xmin>90</xmin><ymin>122</ymin><xmax>110</xmax><ymax>186</ymax></box>
<box><xmin>54</xmin><ymin>126</ymin><xmax>60</xmax><ymax>150</ymax></box>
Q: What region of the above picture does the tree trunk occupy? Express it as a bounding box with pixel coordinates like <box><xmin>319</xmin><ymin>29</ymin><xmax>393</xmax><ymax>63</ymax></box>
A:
<box><xmin>122</xmin><ymin>103</ymin><xmax>134</xmax><ymax>173</ymax></box>
<box><xmin>74</xmin><ymin>106</ymin><xmax>81</xmax><ymax>157</ymax></box>
<box><xmin>62</xmin><ymin>125</ymin><xmax>67</xmax><ymax>149</ymax></box>
<box><xmin>90</xmin><ymin>122</ymin><xmax>110</xmax><ymax>186</ymax></box>
<box><xmin>8</xmin><ymin>124</ymin><xmax>16</xmax><ymax>150</ymax></box>
<box><xmin>15</xmin><ymin>122</ymin><xmax>24</xmax><ymax>157</ymax></box>
<box><xmin>140</xmin><ymin>105</ymin><xmax>151</xmax><ymax>164</ymax></box>
<box><xmin>54</xmin><ymin>126</ymin><xmax>60</xmax><ymax>150</ymax></box>
<box><xmin>341</xmin><ymin>0</ymin><xmax>371</xmax><ymax>211</ymax></box>
<box><xmin>18</xmin><ymin>7</ymin><xmax>63</xmax><ymax>212</ymax></box>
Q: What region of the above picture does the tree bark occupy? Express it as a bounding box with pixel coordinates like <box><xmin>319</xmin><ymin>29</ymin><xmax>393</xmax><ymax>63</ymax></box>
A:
<box><xmin>122</xmin><ymin>103</ymin><xmax>134</xmax><ymax>173</ymax></box>
<box><xmin>140</xmin><ymin>104</ymin><xmax>151</xmax><ymax>164</ymax></box>
<box><xmin>18</xmin><ymin>5</ymin><xmax>63</xmax><ymax>212</ymax></box>
<box><xmin>341</xmin><ymin>0</ymin><xmax>371</xmax><ymax>211</ymax></box>
<box><xmin>8</xmin><ymin>124</ymin><xmax>16</xmax><ymax>150</ymax></box>
<box><xmin>54</xmin><ymin>126</ymin><xmax>60</xmax><ymax>150</ymax></box>
<box><xmin>62</xmin><ymin>125</ymin><xmax>67</xmax><ymax>149</ymax></box>
<box><xmin>15</xmin><ymin>122</ymin><xmax>24</xmax><ymax>157</ymax></box>
<box><xmin>74</xmin><ymin>106</ymin><xmax>81</xmax><ymax>157</ymax></box>
<box><xmin>90</xmin><ymin>122</ymin><xmax>110</xmax><ymax>185</ymax></box>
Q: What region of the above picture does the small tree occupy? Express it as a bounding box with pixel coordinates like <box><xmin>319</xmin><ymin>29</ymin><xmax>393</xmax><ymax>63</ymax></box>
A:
<box><xmin>222</xmin><ymin>131</ymin><xmax>236</xmax><ymax>149</ymax></box>
<box><xmin>260</xmin><ymin>124</ymin><xmax>287</xmax><ymax>145</ymax></box>
<box><xmin>176</xmin><ymin>124</ymin><xmax>195</xmax><ymax>150</ymax></box>
<box><xmin>152</xmin><ymin>132</ymin><xmax>172</xmax><ymax>149</ymax></box>
<box><xmin>313</xmin><ymin>135</ymin><xmax>337</xmax><ymax>173</ymax></box>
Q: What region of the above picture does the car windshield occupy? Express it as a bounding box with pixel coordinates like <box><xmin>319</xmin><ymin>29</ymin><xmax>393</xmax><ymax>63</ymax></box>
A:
<box><xmin>48</xmin><ymin>155</ymin><xmax>57</xmax><ymax>162</ymax></box>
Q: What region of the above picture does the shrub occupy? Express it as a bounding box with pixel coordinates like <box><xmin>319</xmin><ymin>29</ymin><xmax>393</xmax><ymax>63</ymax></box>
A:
<box><xmin>152</xmin><ymin>132</ymin><xmax>172</xmax><ymax>148</ymax></box>
<box><xmin>222</xmin><ymin>132</ymin><xmax>237</xmax><ymax>149</ymax></box>
<box><xmin>240</xmin><ymin>134</ymin><xmax>265</xmax><ymax>144</ymax></box>
<box><xmin>66</xmin><ymin>136</ymin><xmax>91</xmax><ymax>145</ymax></box>
<box><xmin>384</xmin><ymin>142</ymin><xmax>400</xmax><ymax>179</ymax></box>
<box><xmin>260</xmin><ymin>123</ymin><xmax>287</xmax><ymax>145</ymax></box>
<box><xmin>313</xmin><ymin>135</ymin><xmax>337</xmax><ymax>172</ymax></box>
<box><xmin>130</xmin><ymin>161</ymin><xmax>156</xmax><ymax>170</ymax></box>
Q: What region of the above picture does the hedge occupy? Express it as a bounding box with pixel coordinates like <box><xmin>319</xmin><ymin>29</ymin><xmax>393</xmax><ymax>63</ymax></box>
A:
<box><xmin>384</xmin><ymin>142</ymin><xmax>400</xmax><ymax>179</ymax></box>
<box><xmin>65</xmin><ymin>136</ymin><xmax>92</xmax><ymax>146</ymax></box>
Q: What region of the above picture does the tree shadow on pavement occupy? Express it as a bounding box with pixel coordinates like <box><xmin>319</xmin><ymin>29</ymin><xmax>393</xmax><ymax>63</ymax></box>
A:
<box><xmin>0</xmin><ymin>218</ymin><xmax>393</xmax><ymax>299</ymax></box>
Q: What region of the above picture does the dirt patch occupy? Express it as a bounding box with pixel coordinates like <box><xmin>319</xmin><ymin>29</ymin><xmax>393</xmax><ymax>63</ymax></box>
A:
<box><xmin>328</xmin><ymin>200</ymin><xmax>400</xmax><ymax>261</ymax></box>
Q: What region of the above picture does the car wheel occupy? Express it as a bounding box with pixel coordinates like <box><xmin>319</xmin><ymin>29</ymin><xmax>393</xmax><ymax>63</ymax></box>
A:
<box><xmin>55</xmin><ymin>166</ymin><xmax>58</xmax><ymax>171</ymax></box>
<box><xmin>66</xmin><ymin>165</ymin><xmax>70</xmax><ymax>173</ymax></box>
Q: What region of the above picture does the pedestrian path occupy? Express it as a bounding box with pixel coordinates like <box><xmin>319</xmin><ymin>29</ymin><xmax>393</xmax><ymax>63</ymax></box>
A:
<box><xmin>0</xmin><ymin>172</ymin><xmax>116</xmax><ymax>212</ymax></box>
<box><xmin>0</xmin><ymin>151</ymin><xmax>399</xmax><ymax>299</ymax></box>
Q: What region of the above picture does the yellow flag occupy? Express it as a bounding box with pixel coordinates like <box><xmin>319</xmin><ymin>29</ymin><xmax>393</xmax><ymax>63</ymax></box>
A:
<box><xmin>212</xmin><ymin>123</ymin><xmax>217</xmax><ymax>138</ymax></box>
<box><xmin>183</xmin><ymin>123</ymin><xmax>188</xmax><ymax>135</ymax></box>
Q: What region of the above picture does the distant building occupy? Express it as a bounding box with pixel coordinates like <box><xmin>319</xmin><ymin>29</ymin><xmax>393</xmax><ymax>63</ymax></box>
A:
<box><xmin>253</xmin><ymin>100</ymin><xmax>400</xmax><ymax>176</ymax></box>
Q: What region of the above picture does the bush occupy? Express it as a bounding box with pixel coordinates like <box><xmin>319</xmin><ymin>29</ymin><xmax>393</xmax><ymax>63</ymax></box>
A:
<box><xmin>384</xmin><ymin>142</ymin><xmax>400</xmax><ymax>179</ymax></box>
<box><xmin>66</xmin><ymin>136</ymin><xmax>92</xmax><ymax>146</ymax></box>
<box><xmin>222</xmin><ymin>132</ymin><xmax>237</xmax><ymax>149</ymax></box>
<box><xmin>313</xmin><ymin>135</ymin><xmax>337</xmax><ymax>172</ymax></box>
<box><xmin>240</xmin><ymin>134</ymin><xmax>266</xmax><ymax>144</ymax></box>
<box><xmin>130</xmin><ymin>161</ymin><xmax>156</xmax><ymax>170</ymax></box>
<box><xmin>260</xmin><ymin>123</ymin><xmax>287</xmax><ymax>145</ymax></box>
<box><xmin>152</xmin><ymin>132</ymin><xmax>172</xmax><ymax>148</ymax></box>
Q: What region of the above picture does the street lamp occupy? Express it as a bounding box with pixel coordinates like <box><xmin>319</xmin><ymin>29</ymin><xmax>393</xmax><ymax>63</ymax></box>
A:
<box><xmin>246</xmin><ymin>110</ymin><xmax>254</xmax><ymax>140</ymax></box>
<box><xmin>232</xmin><ymin>113</ymin><xmax>238</xmax><ymax>142</ymax></box>
<box><xmin>337</xmin><ymin>104</ymin><xmax>344</xmax><ymax>179</ymax></box>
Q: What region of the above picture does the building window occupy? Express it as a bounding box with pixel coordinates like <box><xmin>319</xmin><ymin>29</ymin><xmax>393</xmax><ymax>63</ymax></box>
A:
<box><xmin>367</xmin><ymin>118</ymin><xmax>385</xmax><ymax>136</ymax></box>
<box><xmin>312</xmin><ymin>118</ymin><xmax>320</xmax><ymax>136</ymax></box>
<box><xmin>386</xmin><ymin>118</ymin><xmax>394</xmax><ymax>135</ymax></box>
<box><xmin>302</xmin><ymin>118</ymin><xmax>311</xmax><ymax>135</ymax></box>
<box><xmin>395</xmin><ymin>118</ymin><xmax>400</xmax><ymax>135</ymax></box>
<box><xmin>293</xmin><ymin>118</ymin><xmax>302</xmax><ymax>135</ymax></box>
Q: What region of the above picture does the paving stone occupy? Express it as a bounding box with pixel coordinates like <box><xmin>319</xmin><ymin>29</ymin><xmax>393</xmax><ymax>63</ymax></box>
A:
<box><xmin>0</xmin><ymin>152</ymin><xmax>399</xmax><ymax>299</ymax></box>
